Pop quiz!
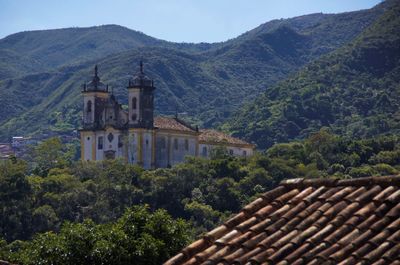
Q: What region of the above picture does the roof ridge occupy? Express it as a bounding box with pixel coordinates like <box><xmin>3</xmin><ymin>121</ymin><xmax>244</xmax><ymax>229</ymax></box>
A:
<box><xmin>280</xmin><ymin>175</ymin><xmax>400</xmax><ymax>188</ymax></box>
<box><xmin>173</xmin><ymin>116</ymin><xmax>198</xmax><ymax>132</ymax></box>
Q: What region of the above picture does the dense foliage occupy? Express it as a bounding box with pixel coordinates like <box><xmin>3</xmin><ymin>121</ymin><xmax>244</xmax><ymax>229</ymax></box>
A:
<box><xmin>0</xmin><ymin>2</ymin><xmax>384</xmax><ymax>140</ymax></box>
<box><xmin>225</xmin><ymin>0</ymin><xmax>400</xmax><ymax>149</ymax></box>
<box><xmin>1</xmin><ymin>132</ymin><xmax>400</xmax><ymax>264</ymax></box>
<box><xmin>1</xmin><ymin>206</ymin><xmax>191</xmax><ymax>265</ymax></box>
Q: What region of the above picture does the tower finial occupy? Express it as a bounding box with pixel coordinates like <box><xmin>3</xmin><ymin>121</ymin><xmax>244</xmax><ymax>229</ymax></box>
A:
<box><xmin>140</xmin><ymin>61</ymin><xmax>143</xmax><ymax>74</ymax></box>
<box><xmin>94</xmin><ymin>65</ymin><xmax>98</xmax><ymax>77</ymax></box>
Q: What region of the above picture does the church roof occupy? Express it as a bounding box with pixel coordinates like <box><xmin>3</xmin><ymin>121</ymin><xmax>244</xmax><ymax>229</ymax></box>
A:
<box><xmin>199</xmin><ymin>129</ymin><xmax>253</xmax><ymax>147</ymax></box>
<box><xmin>165</xmin><ymin>176</ymin><xmax>400</xmax><ymax>265</ymax></box>
<box><xmin>154</xmin><ymin>117</ymin><xmax>197</xmax><ymax>132</ymax></box>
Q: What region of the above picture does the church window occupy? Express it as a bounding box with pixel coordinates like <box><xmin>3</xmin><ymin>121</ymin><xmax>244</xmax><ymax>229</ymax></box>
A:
<box><xmin>202</xmin><ymin>146</ymin><xmax>207</xmax><ymax>157</ymax></box>
<box><xmin>243</xmin><ymin>150</ymin><xmax>247</xmax><ymax>156</ymax></box>
<box><xmin>98</xmin><ymin>136</ymin><xmax>103</xmax><ymax>150</ymax></box>
<box><xmin>146</xmin><ymin>139</ymin><xmax>149</xmax><ymax>146</ymax></box>
<box><xmin>87</xmin><ymin>100</ymin><xmax>92</xmax><ymax>112</ymax></box>
<box><xmin>118</xmin><ymin>135</ymin><xmax>123</xmax><ymax>148</ymax></box>
<box><xmin>132</xmin><ymin>114</ymin><xmax>137</xmax><ymax>121</ymax></box>
<box><xmin>132</xmin><ymin>97</ymin><xmax>137</xmax><ymax>110</ymax></box>
<box><xmin>185</xmin><ymin>139</ymin><xmax>189</xmax><ymax>151</ymax></box>
<box><xmin>229</xmin><ymin>149</ymin><xmax>234</xmax><ymax>155</ymax></box>
<box><xmin>87</xmin><ymin>137</ymin><xmax>90</xmax><ymax>140</ymax></box>
<box><xmin>107</xmin><ymin>132</ymin><xmax>114</xmax><ymax>142</ymax></box>
<box><xmin>174</xmin><ymin>139</ymin><xmax>178</xmax><ymax>150</ymax></box>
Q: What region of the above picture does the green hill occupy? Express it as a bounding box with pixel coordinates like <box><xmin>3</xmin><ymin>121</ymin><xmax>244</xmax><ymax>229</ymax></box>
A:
<box><xmin>224</xmin><ymin>0</ymin><xmax>400</xmax><ymax>149</ymax></box>
<box><xmin>0</xmin><ymin>24</ymin><xmax>215</xmax><ymax>80</ymax></box>
<box><xmin>0</xmin><ymin>3</ymin><xmax>386</xmax><ymax>140</ymax></box>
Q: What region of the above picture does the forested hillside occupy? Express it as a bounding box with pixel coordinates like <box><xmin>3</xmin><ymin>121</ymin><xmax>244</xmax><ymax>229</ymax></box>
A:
<box><xmin>0</xmin><ymin>25</ymin><xmax>215</xmax><ymax>80</ymax></box>
<box><xmin>0</xmin><ymin>2</ymin><xmax>385</xmax><ymax>141</ymax></box>
<box><xmin>225</xmin><ymin>0</ymin><xmax>400</xmax><ymax>149</ymax></box>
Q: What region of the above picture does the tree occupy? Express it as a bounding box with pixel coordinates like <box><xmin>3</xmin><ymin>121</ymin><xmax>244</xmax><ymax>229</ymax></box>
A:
<box><xmin>3</xmin><ymin>205</ymin><xmax>192</xmax><ymax>265</ymax></box>
<box><xmin>0</xmin><ymin>159</ymin><xmax>33</xmax><ymax>241</ymax></box>
<box><xmin>31</xmin><ymin>137</ymin><xmax>70</xmax><ymax>177</ymax></box>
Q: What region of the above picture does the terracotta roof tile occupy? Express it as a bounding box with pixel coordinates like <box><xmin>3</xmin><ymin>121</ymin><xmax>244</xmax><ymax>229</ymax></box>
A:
<box><xmin>165</xmin><ymin>176</ymin><xmax>400</xmax><ymax>265</ymax></box>
<box><xmin>198</xmin><ymin>129</ymin><xmax>253</xmax><ymax>146</ymax></box>
<box><xmin>154</xmin><ymin>116</ymin><xmax>197</xmax><ymax>132</ymax></box>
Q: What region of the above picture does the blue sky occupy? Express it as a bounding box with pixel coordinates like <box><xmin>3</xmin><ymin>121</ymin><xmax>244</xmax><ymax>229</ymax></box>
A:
<box><xmin>0</xmin><ymin>0</ymin><xmax>381</xmax><ymax>42</ymax></box>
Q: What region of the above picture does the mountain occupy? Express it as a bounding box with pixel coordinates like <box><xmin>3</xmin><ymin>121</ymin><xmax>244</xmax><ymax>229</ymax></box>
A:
<box><xmin>0</xmin><ymin>2</ymin><xmax>386</xmax><ymax>141</ymax></box>
<box><xmin>0</xmin><ymin>25</ymin><xmax>216</xmax><ymax>80</ymax></box>
<box><xmin>224</xmin><ymin>0</ymin><xmax>400</xmax><ymax>149</ymax></box>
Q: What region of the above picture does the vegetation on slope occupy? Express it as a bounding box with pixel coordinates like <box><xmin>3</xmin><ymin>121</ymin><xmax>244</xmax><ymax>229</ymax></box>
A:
<box><xmin>225</xmin><ymin>0</ymin><xmax>400</xmax><ymax>149</ymax></box>
<box><xmin>0</xmin><ymin>25</ymin><xmax>214</xmax><ymax>80</ymax></box>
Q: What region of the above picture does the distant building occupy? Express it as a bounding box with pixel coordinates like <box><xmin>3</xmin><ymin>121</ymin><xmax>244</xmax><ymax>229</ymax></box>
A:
<box><xmin>0</xmin><ymin>143</ymin><xmax>14</xmax><ymax>160</ymax></box>
<box><xmin>11</xmin><ymin>136</ymin><xmax>36</xmax><ymax>146</ymax></box>
<box><xmin>79</xmin><ymin>63</ymin><xmax>254</xmax><ymax>169</ymax></box>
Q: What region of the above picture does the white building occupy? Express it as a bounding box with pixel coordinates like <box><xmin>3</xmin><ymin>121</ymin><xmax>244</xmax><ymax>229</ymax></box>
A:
<box><xmin>80</xmin><ymin>63</ymin><xmax>254</xmax><ymax>169</ymax></box>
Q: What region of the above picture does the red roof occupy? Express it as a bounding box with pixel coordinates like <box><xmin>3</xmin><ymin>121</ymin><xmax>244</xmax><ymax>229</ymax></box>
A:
<box><xmin>199</xmin><ymin>129</ymin><xmax>253</xmax><ymax>146</ymax></box>
<box><xmin>154</xmin><ymin>117</ymin><xmax>197</xmax><ymax>132</ymax></box>
<box><xmin>165</xmin><ymin>176</ymin><xmax>400</xmax><ymax>265</ymax></box>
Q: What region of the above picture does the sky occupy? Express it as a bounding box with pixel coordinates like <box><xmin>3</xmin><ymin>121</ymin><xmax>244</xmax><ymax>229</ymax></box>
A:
<box><xmin>0</xmin><ymin>0</ymin><xmax>381</xmax><ymax>43</ymax></box>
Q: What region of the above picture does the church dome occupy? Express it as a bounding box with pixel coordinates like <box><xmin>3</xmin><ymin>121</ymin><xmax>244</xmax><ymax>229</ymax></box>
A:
<box><xmin>85</xmin><ymin>65</ymin><xmax>108</xmax><ymax>92</ymax></box>
<box><xmin>128</xmin><ymin>61</ymin><xmax>154</xmax><ymax>88</ymax></box>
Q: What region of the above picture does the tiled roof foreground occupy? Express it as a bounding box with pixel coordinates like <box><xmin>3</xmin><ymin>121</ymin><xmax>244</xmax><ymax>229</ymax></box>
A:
<box><xmin>165</xmin><ymin>176</ymin><xmax>400</xmax><ymax>265</ymax></box>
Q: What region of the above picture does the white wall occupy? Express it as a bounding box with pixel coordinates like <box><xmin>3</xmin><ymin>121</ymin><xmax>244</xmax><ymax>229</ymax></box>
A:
<box><xmin>83</xmin><ymin>135</ymin><xmax>93</xmax><ymax>161</ymax></box>
<box><xmin>92</xmin><ymin>129</ymin><xmax>123</xmax><ymax>161</ymax></box>
<box><xmin>154</xmin><ymin>133</ymin><xmax>197</xmax><ymax>168</ymax></box>
<box><xmin>128</xmin><ymin>132</ymin><xmax>138</xmax><ymax>164</ymax></box>
<box><xmin>199</xmin><ymin>144</ymin><xmax>253</xmax><ymax>158</ymax></box>
<box><xmin>170</xmin><ymin>136</ymin><xmax>197</xmax><ymax>166</ymax></box>
<box><xmin>142</xmin><ymin>131</ymin><xmax>153</xmax><ymax>169</ymax></box>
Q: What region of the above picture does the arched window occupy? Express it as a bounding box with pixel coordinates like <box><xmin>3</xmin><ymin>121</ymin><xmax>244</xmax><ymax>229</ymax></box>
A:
<box><xmin>87</xmin><ymin>100</ymin><xmax>92</xmax><ymax>112</ymax></box>
<box><xmin>98</xmin><ymin>136</ymin><xmax>103</xmax><ymax>150</ymax></box>
<box><xmin>132</xmin><ymin>97</ymin><xmax>137</xmax><ymax>110</ymax></box>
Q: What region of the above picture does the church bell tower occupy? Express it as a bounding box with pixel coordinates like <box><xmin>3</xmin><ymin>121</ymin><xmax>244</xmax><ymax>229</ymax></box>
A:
<box><xmin>127</xmin><ymin>61</ymin><xmax>155</xmax><ymax>128</ymax></box>
<box><xmin>82</xmin><ymin>65</ymin><xmax>109</xmax><ymax>129</ymax></box>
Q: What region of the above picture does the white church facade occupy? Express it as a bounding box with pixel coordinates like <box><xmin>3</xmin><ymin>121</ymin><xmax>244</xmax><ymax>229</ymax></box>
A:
<box><xmin>80</xmin><ymin>63</ymin><xmax>254</xmax><ymax>169</ymax></box>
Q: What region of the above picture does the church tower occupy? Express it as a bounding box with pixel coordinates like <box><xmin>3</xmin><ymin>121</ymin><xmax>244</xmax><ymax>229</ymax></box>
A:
<box><xmin>127</xmin><ymin>61</ymin><xmax>155</xmax><ymax>129</ymax></box>
<box><xmin>80</xmin><ymin>65</ymin><xmax>109</xmax><ymax>161</ymax></box>
<box><xmin>82</xmin><ymin>65</ymin><xmax>109</xmax><ymax>129</ymax></box>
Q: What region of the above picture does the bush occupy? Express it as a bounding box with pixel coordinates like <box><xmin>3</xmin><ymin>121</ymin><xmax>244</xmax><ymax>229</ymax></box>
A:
<box><xmin>348</xmin><ymin>166</ymin><xmax>376</xmax><ymax>178</ymax></box>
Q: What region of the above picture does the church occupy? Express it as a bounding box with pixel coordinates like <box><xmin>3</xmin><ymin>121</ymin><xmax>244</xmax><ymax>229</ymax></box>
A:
<box><xmin>79</xmin><ymin>62</ymin><xmax>254</xmax><ymax>169</ymax></box>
